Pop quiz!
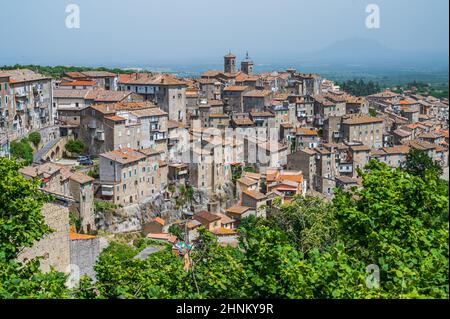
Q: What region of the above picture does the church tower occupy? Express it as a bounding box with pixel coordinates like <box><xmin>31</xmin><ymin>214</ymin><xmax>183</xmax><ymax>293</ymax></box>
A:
<box><xmin>224</xmin><ymin>51</ymin><xmax>237</xmax><ymax>74</ymax></box>
<box><xmin>241</xmin><ymin>52</ymin><xmax>254</xmax><ymax>75</ymax></box>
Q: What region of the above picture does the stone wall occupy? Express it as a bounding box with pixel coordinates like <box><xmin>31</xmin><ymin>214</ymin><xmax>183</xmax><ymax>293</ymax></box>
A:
<box><xmin>70</xmin><ymin>237</ymin><xmax>108</xmax><ymax>281</ymax></box>
<box><xmin>17</xmin><ymin>202</ymin><xmax>71</xmax><ymax>273</ymax></box>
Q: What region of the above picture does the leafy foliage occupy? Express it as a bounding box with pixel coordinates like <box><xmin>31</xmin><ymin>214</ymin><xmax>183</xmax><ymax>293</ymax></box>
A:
<box><xmin>333</xmin><ymin>160</ymin><xmax>448</xmax><ymax>298</ymax></box>
<box><xmin>65</xmin><ymin>139</ymin><xmax>85</xmax><ymax>155</ymax></box>
<box><xmin>403</xmin><ymin>149</ymin><xmax>443</xmax><ymax>179</ymax></box>
<box><xmin>10</xmin><ymin>139</ymin><xmax>34</xmax><ymax>164</ymax></box>
<box><xmin>28</xmin><ymin>132</ymin><xmax>41</xmax><ymax>147</ymax></box>
<box><xmin>0</xmin><ymin>158</ymin><xmax>52</xmax><ymax>260</ymax></box>
<box><xmin>0</xmin><ymin>158</ymin><xmax>70</xmax><ymax>298</ymax></box>
<box><xmin>0</xmin><ymin>64</ymin><xmax>136</xmax><ymax>79</ymax></box>
<box><xmin>339</xmin><ymin>79</ymin><xmax>381</xmax><ymax>96</ymax></box>
<box><xmin>94</xmin><ymin>200</ymin><xmax>118</xmax><ymax>214</ymax></box>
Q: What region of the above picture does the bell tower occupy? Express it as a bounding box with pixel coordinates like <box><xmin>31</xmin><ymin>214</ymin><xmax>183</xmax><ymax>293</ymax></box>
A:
<box><xmin>241</xmin><ymin>51</ymin><xmax>254</xmax><ymax>75</ymax></box>
<box><xmin>224</xmin><ymin>51</ymin><xmax>237</xmax><ymax>74</ymax></box>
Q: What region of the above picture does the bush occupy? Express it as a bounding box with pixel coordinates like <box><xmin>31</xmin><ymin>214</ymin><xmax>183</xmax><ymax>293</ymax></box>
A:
<box><xmin>94</xmin><ymin>200</ymin><xmax>118</xmax><ymax>214</ymax></box>
<box><xmin>10</xmin><ymin>139</ymin><xmax>34</xmax><ymax>164</ymax></box>
<box><xmin>65</xmin><ymin>139</ymin><xmax>85</xmax><ymax>155</ymax></box>
<box><xmin>28</xmin><ymin>132</ymin><xmax>41</xmax><ymax>147</ymax></box>
<box><xmin>87</xmin><ymin>165</ymin><xmax>99</xmax><ymax>179</ymax></box>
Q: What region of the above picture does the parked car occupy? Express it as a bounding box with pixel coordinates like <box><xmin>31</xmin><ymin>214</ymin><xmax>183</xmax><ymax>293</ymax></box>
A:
<box><xmin>77</xmin><ymin>155</ymin><xmax>93</xmax><ymax>166</ymax></box>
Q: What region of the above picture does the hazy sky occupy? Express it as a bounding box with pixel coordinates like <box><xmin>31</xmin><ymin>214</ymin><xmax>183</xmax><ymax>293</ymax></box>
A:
<box><xmin>1</xmin><ymin>0</ymin><xmax>448</xmax><ymax>66</ymax></box>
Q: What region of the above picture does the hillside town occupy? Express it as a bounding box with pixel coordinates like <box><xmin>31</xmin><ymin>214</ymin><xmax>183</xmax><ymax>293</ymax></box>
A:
<box><xmin>1</xmin><ymin>52</ymin><xmax>448</xmax><ymax>282</ymax></box>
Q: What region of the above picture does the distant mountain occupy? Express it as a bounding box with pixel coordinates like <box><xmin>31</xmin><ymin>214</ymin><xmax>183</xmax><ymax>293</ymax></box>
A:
<box><xmin>302</xmin><ymin>38</ymin><xmax>449</xmax><ymax>68</ymax></box>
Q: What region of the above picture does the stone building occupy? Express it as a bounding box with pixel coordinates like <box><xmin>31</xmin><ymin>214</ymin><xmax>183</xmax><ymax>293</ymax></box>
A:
<box><xmin>118</xmin><ymin>73</ymin><xmax>187</xmax><ymax>124</ymax></box>
<box><xmin>341</xmin><ymin>115</ymin><xmax>384</xmax><ymax>148</ymax></box>
<box><xmin>80</xmin><ymin>101</ymin><xmax>168</xmax><ymax>155</ymax></box>
<box><xmin>0</xmin><ymin>69</ymin><xmax>54</xmax><ymax>153</ymax></box>
<box><xmin>19</xmin><ymin>163</ymin><xmax>96</xmax><ymax>233</ymax></box>
<box><xmin>243</xmin><ymin>90</ymin><xmax>273</xmax><ymax>113</ymax></box>
<box><xmin>99</xmin><ymin>147</ymin><xmax>167</xmax><ymax>205</ymax></box>
<box><xmin>240</xmin><ymin>52</ymin><xmax>254</xmax><ymax>75</ymax></box>
<box><xmin>224</xmin><ymin>52</ymin><xmax>237</xmax><ymax>74</ymax></box>
<box><xmin>222</xmin><ymin>86</ymin><xmax>250</xmax><ymax>114</ymax></box>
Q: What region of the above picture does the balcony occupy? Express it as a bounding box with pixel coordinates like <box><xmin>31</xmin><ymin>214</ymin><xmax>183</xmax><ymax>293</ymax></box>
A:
<box><xmin>339</xmin><ymin>164</ymin><xmax>353</xmax><ymax>173</ymax></box>
<box><xmin>95</xmin><ymin>130</ymin><xmax>105</xmax><ymax>141</ymax></box>
<box><xmin>177</xmin><ymin>170</ymin><xmax>188</xmax><ymax>176</ymax></box>
<box><xmin>15</xmin><ymin>90</ymin><xmax>28</xmax><ymax>98</ymax></box>
<box><xmin>39</xmin><ymin>110</ymin><xmax>49</xmax><ymax>118</ymax></box>
<box><xmin>168</xmin><ymin>138</ymin><xmax>179</xmax><ymax>147</ymax></box>
<box><xmin>101</xmin><ymin>185</ymin><xmax>114</xmax><ymax>197</ymax></box>
<box><xmin>88</xmin><ymin>121</ymin><xmax>97</xmax><ymax>129</ymax></box>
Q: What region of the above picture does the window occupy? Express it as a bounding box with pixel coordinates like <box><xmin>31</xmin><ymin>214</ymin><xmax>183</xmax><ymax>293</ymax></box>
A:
<box><xmin>123</xmin><ymin>184</ymin><xmax>126</xmax><ymax>191</ymax></box>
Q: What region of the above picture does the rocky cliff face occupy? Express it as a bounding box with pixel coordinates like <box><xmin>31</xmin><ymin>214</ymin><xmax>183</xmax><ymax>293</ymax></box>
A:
<box><xmin>95</xmin><ymin>182</ymin><xmax>236</xmax><ymax>234</ymax></box>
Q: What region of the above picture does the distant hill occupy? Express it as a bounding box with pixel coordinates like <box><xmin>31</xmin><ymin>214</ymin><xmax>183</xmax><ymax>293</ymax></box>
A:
<box><xmin>302</xmin><ymin>38</ymin><xmax>449</xmax><ymax>68</ymax></box>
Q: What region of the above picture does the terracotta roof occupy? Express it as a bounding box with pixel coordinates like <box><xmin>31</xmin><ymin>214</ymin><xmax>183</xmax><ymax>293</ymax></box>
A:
<box><xmin>60</xmin><ymin>80</ymin><xmax>97</xmax><ymax>87</ymax></box>
<box><xmin>91</xmin><ymin>101</ymin><xmax>155</xmax><ymax>114</ymax></box>
<box><xmin>0</xmin><ymin>69</ymin><xmax>50</xmax><ymax>83</ymax></box>
<box><xmin>53</xmin><ymin>89</ymin><xmax>90</xmax><ymax>99</ymax></box>
<box><xmin>193</xmin><ymin>211</ymin><xmax>221</xmax><ymax>225</ymax></box>
<box><xmin>418</xmin><ymin>132</ymin><xmax>443</xmax><ymax>139</ymax></box>
<box><xmin>209</xmin><ymin>113</ymin><xmax>229</xmax><ymax>118</ymax></box>
<box><xmin>242</xmin><ymin>172</ymin><xmax>261</xmax><ymax>180</ymax></box>
<box><xmin>85</xmin><ymin>89</ymin><xmax>132</xmax><ymax>102</ymax></box>
<box><xmin>167</xmin><ymin>119</ymin><xmax>186</xmax><ymax>129</ymax></box>
<box><xmin>244</xmin><ymin>90</ymin><xmax>272</xmax><ymax>98</ymax></box>
<box><xmin>99</xmin><ymin>148</ymin><xmax>146</xmax><ymax>164</ymax></box>
<box><xmin>223</xmin><ymin>85</ymin><xmax>248</xmax><ymax>92</ymax></box>
<box><xmin>350</xmin><ymin>144</ymin><xmax>371</xmax><ymax>152</ymax></box>
<box><xmin>70</xmin><ymin>232</ymin><xmax>97</xmax><ymax>240</ymax></box>
<box><xmin>104</xmin><ymin>115</ymin><xmax>126</xmax><ymax>122</ymax></box>
<box><xmin>226</xmin><ymin>205</ymin><xmax>252</xmax><ymax>215</ymax></box>
<box><xmin>119</xmin><ymin>73</ymin><xmax>186</xmax><ymax>86</ymax></box>
<box><xmin>130</xmin><ymin>108</ymin><xmax>167</xmax><ymax>118</ymax></box>
<box><xmin>295</xmin><ymin>128</ymin><xmax>318</xmax><ymax>136</ymax></box>
<box><xmin>233</xmin><ymin>118</ymin><xmax>254</xmax><ymax>126</ymax></box>
<box><xmin>237</xmin><ymin>176</ymin><xmax>258</xmax><ymax>186</ymax></box>
<box><xmin>250</xmin><ymin>111</ymin><xmax>274</xmax><ymax>118</ymax></box>
<box><xmin>211</xmin><ymin>227</ymin><xmax>237</xmax><ymax>236</ymax></box>
<box><xmin>382</xmin><ymin>145</ymin><xmax>410</xmax><ymax>154</ymax></box>
<box><xmin>242</xmin><ymin>189</ymin><xmax>266</xmax><ymax>200</ymax></box>
<box><xmin>146</xmin><ymin>232</ymin><xmax>177</xmax><ymax>243</ymax></box>
<box><xmin>402</xmin><ymin>139</ymin><xmax>437</xmax><ymax>151</ymax></box>
<box><xmin>139</xmin><ymin>148</ymin><xmax>162</xmax><ymax>156</ymax></box>
<box><xmin>343</xmin><ymin>115</ymin><xmax>384</xmax><ymax>125</ymax></box>
<box><xmin>81</xmin><ymin>71</ymin><xmax>116</xmax><ymax>78</ymax></box>
<box><xmin>151</xmin><ymin>217</ymin><xmax>166</xmax><ymax>226</ymax></box>
<box><xmin>69</xmin><ymin>172</ymin><xmax>95</xmax><ymax>184</ymax></box>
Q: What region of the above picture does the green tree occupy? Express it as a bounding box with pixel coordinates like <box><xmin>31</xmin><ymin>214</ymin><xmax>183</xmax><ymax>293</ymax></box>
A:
<box><xmin>65</xmin><ymin>139</ymin><xmax>85</xmax><ymax>155</ymax></box>
<box><xmin>10</xmin><ymin>139</ymin><xmax>34</xmax><ymax>164</ymax></box>
<box><xmin>28</xmin><ymin>132</ymin><xmax>41</xmax><ymax>147</ymax></box>
<box><xmin>0</xmin><ymin>158</ymin><xmax>52</xmax><ymax>260</ymax></box>
<box><xmin>403</xmin><ymin>149</ymin><xmax>443</xmax><ymax>179</ymax></box>
<box><xmin>333</xmin><ymin>160</ymin><xmax>449</xmax><ymax>298</ymax></box>
<box><xmin>0</xmin><ymin>157</ymin><xmax>69</xmax><ymax>298</ymax></box>
<box><xmin>94</xmin><ymin>242</ymin><xmax>193</xmax><ymax>298</ymax></box>
<box><xmin>265</xmin><ymin>195</ymin><xmax>338</xmax><ymax>253</ymax></box>
<box><xmin>188</xmin><ymin>229</ymin><xmax>248</xmax><ymax>298</ymax></box>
